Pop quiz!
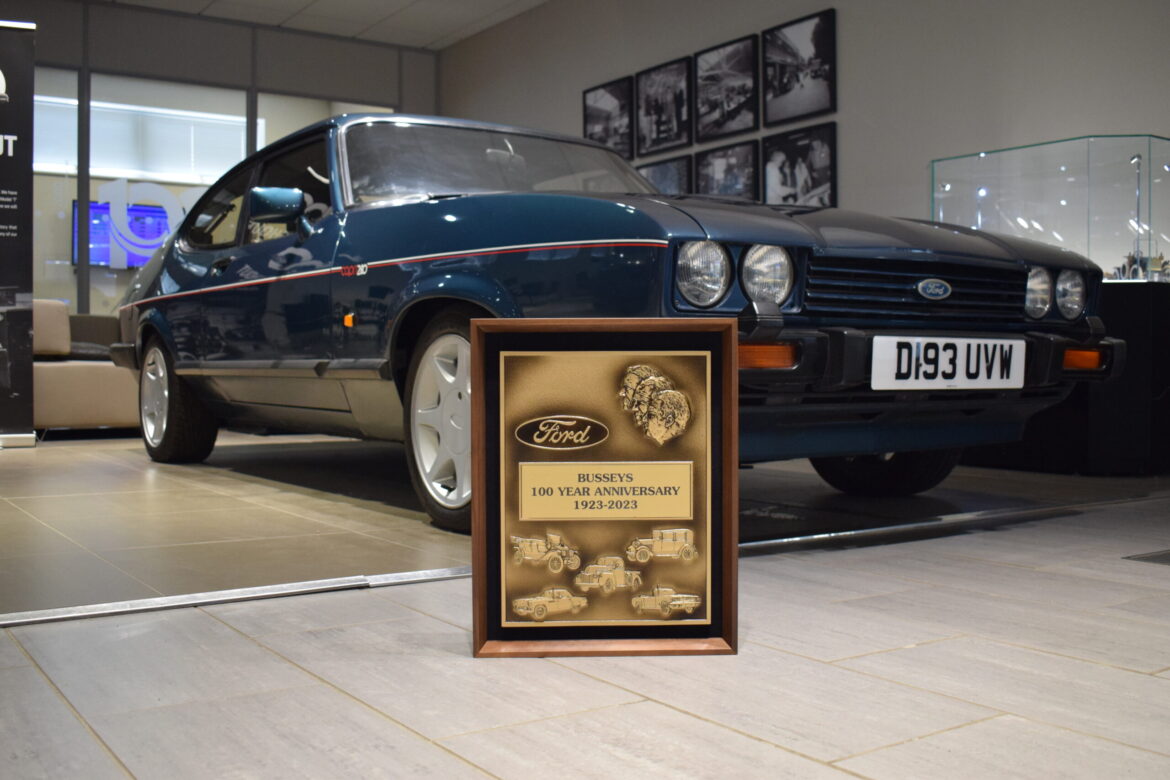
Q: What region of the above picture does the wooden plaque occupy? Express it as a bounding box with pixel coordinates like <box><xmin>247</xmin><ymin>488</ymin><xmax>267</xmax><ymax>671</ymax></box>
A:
<box><xmin>472</xmin><ymin>318</ymin><xmax>738</xmax><ymax>657</ymax></box>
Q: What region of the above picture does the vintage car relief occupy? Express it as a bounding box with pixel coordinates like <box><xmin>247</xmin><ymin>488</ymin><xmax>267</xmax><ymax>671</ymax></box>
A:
<box><xmin>626</xmin><ymin>528</ymin><xmax>698</xmax><ymax>563</ymax></box>
<box><xmin>510</xmin><ymin>532</ymin><xmax>582</xmax><ymax>573</ymax></box>
<box><xmin>572</xmin><ymin>555</ymin><xmax>644</xmax><ymax>594</ymax></box>
<box><xmin>512</xmin><ymin>587</ymin><xmax>588</xmax><ymax>622</ymax></box>
<box><xmin>631</xmin><ymin>586</ymin><xmax>702</xmax><ymax>618</ymax></box>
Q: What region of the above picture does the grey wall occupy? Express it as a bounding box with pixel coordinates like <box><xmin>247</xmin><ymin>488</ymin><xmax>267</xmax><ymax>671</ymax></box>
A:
<box><xmin>0</xmin><ymin>0</ymin><xmax>436</xmax><ymax>113</ymax></box>
<box><xmin>439</xmin><ymin>0</ymin><xmax>1170</xmax><ymax>218</ymax></box>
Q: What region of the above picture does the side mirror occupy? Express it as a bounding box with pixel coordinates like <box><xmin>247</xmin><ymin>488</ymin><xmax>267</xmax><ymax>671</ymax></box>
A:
<box><xmin>248</xmin><ymin>187</ymin><xmax>306</xmax><ymax>223</ymax></box>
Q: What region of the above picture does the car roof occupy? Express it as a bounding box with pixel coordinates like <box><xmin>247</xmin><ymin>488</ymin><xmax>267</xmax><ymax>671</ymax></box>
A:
<box><xmin>268</xmin><ymin>112</ymin><xmax>610</xmax><ymax>154</ymax></box>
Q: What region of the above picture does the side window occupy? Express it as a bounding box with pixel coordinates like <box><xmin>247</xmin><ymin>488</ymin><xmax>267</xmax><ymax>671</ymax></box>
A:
<box><xmin>247</xmin><ymin>139</ymin><xmax>333</xmax><ymax>244</ymax></box>
<box><xmin>186</xmin><ymin>167</ymin><xmax>252</xmax><ymax>249</ymax></box>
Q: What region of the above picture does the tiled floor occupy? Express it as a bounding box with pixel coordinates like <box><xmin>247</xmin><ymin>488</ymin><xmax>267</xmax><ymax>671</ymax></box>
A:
<box><xmin>0</xmin><ymin>433</ymin><xmax>470</xmax><ymax>613</ymax></box>
<box><xmin>4</xmin><ymin>434</ymin><xmax>1170</xmax><ymax>777</ymax></box>
<box><xmin>4</xmin><ymin>490</ymin><xmax>1170</xmax><ymax>775</ymax></box>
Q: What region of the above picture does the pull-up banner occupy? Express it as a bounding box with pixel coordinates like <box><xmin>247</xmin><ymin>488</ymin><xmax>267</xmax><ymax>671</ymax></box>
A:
<box><xmin>0</xmin><ymin>20</ymin><xmax>35</xmax><ymax>447</ymax></box>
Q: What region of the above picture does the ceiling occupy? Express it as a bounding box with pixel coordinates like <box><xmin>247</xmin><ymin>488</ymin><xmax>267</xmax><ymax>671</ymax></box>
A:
<box><xmin>109</xmin><ymin>0</ymin><xmax>549</xmax><ymax>50</ymax></box>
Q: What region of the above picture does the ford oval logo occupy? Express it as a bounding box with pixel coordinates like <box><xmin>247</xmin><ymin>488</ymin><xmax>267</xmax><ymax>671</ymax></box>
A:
<box><xmin>515</xmin><ymin>416</ymin><xmax>609</xmax><ymax>450</ymax></box>
<box><xmin>916</xmin><ymin>278</ymin><xmax>952</xmax><ymax>301</ymax></box>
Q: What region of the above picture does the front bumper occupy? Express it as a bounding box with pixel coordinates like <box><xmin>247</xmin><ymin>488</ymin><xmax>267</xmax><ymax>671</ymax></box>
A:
<box><xmin>736</xmin><ymin>324</ymin><xmax>1125</xmax><ymax>462</ymax></box>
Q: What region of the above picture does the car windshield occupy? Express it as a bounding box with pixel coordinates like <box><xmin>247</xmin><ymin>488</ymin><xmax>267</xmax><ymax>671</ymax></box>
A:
<box><xmin>344</xmin><ymin>120</ymin><xmax>655</xmax><ymax>203</ymax></box>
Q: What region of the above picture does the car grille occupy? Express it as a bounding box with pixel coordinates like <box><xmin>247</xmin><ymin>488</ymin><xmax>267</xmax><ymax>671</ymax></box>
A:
<box><xmin>803</xmin><ymin>255</ymin><xmax>1027</xmax><ymax>320</ymax></box>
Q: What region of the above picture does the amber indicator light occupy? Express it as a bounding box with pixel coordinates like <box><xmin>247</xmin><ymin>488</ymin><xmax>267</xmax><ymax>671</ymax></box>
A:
<box><xmin>1063</xmin><ymin>348</ymin><xmax>1103</xmax><ymax>371</ymax></box>
<box><xmin>343</xmin><ymin>313</ymin><xmax>356</xmax><ymax>328</ymax></box>
<box><xmin>738</xmin><ymin>342</ymin><xmax>798</xmax><ymax>369</ymax></box>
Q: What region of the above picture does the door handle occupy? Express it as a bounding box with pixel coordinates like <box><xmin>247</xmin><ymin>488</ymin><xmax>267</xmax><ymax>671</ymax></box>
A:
<box><xmin>209</xmin><ymin>256</ymin><xmax>237</xmax><ymax>276</ymax></box>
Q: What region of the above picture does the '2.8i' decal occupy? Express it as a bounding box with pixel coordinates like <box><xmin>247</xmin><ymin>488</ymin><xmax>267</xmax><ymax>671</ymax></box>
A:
<box><xmin>870</xmin><ymin>336</ymin><xmax>1027</xmax><ymax>391</ymax></box>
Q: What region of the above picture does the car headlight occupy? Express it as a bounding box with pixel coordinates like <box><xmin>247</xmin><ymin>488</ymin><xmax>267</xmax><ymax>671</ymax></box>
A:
<box><xmin>677</xmin><ymin>241</ymin><xmax>731</xmax><ymax>307</ymax></box>
<box><xmin>1025</xmin><ymin>266</ymin><xmax>1052</xmax><ymax>319</ymax></box>
<box><xmin>1055</xmin><ymin>269</ymin><xmax>1086</xmax><ymax>319</ymax></box>
<box><xmin>741</xmin><ymin>244</ymin><xmax>794</xmax><ymax>306</ymax></box>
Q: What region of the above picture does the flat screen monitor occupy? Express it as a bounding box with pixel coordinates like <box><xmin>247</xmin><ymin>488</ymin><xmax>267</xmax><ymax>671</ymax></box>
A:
<box><xmin>72</xmin><ymin>201</ymin><xmax>171</xmax><ymax>268</ymax></box>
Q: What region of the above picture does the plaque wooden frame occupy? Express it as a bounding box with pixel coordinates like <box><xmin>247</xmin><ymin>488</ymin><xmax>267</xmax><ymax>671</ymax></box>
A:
<box><xmin>471</xmin><ymin>318</ymin><xmax>738</xmax><ymax>657</ymax></box>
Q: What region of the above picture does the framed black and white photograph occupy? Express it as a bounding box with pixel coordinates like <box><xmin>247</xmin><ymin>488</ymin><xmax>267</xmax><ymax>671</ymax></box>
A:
<box><xmin>694</xmin><ymin>35</ymin><xmax>759</xmax><ymax>143</ymax></box>
<box><xmin>583</xmin><ymin>76</ymin><xmax>634</xmax><ymax>159</ymax></box>
<box><xmin>763</xmin><ymin>9</ymin><xmax>837</xmax><ymax>127</ymax></box>
<box><xmin>695</xmin><ymin>140</ymin><xmax>759</xmax><ymax>200</ymax></box>
<box><xmin>636</xmin><ymin>57</ymin><xmax>691</xmax><ymax>156</ymax></box>
<box><xmin>762</xmin><ymin>122</ymin><xmax>836</xmax><ymax>206</ymax></box>
<box><xmin>637</xmin><ymin>154</ymin><xmax>692</xmax><ymax>195</ymax></box>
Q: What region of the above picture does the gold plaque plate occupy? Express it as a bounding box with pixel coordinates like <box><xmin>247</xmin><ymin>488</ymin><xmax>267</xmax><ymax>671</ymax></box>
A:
<box><xmin>500</xmin><ymin>351</ymin><xmax>712</xmax><ymax>628</ymax></box>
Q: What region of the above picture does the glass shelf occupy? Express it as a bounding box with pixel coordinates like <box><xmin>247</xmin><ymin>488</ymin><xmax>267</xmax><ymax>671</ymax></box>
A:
<box><xmin>931</xmin><ymin>135</ymin><xmax>1170</xmax><ymax>281</ymax></box>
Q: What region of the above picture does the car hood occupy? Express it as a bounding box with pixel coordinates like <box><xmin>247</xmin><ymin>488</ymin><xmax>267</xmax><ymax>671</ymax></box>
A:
<box><xmin>626</xmin><ymin>194</ymin><xmax>1093</xmax><ymax>269</ymax></box>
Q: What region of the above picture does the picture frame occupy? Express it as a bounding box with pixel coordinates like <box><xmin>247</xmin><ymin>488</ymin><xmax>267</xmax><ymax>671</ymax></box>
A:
<box><xmin>695</xmin><ymin>140</ymin><xmax>759</xmax><ymax>201</ymax></box>
<box><xmin>636</xmin><ymin>154</ymin><xmax>692</xmax><ymax>195</ymax></box>
<box><xmin>763</xmin><ymin>9</ymin><xmax>837</xmax><ymax>127</ymax></box>
<box><xmin>635</xmin><ymin>57</ymin><xmax>692</xmax><ymax>156</ymax></box>
<box><xmin>583</xmin><ymin>76</ymin><xmax>634</xmax><ymax>160</ymax></box>
<box><xmin>694</xmin><ymin>35</ymin><xmax>759</xmax><ymax>143</ymax></box>
<box><xmin>471</xmin><ymin>318</ymin><xmax>739</xmax><ymax>658</ymax></box>
<box><xmin>761</xmin><ymin>121</ymin><xmax>837</xmax><ymax>207</ymax></box>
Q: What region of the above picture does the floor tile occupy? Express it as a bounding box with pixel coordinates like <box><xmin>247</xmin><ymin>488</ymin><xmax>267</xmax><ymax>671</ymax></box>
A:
<box><xmin>98</xmin><ymin>533</ymin><xmax>466</xmax><ymax>595</ymax></box>
<box><xmin>10</xmin><ymin>489</ymin><xmax>250</xmax><ymax>523</ymax></box>
<box><xmin>820</xmin><ymin>551</ymin><xmax>1168</xmax><ymax>609</ymax></box>
<box><xmin>1039</xmin><ymin>556</ymin><xmax>1170</xmax><ymax>590</ymax></box>
<box><xmin>205</xmin><ymin>588</ymin><xmax>418</xmax><ymax>637</ymax></box>
<box><xmin>378</xmin><ymin>578</ymin><xmax>473</xmax><ymax>630</ymax></box>
<box><xmin>835</xmin><ymin>584</ymin><xmax>1170</xmax><ymax>672</ymax></box>
<box><xmin>739</xmin><ymin>588</ymin><xmax>954</xmax><ymax>661</ymax></box>
<box><xmin>0</xmin><ymin>514</ymin><xmax>84</xmax><ymax>559</ymax></box>
<box><xmin>90</xmin><ymin>684</ymin><xmax>487</xmax><ymax>779</ymax></box>
<box><xmin>41</xmin><ymin>504</ymin><xmax>340</xmax><ymax>551</ymax></box>
<box><xmin>0</xmin><ymin>551</ymin><xmax>159</xmax><ymax>613</ymax></box>
<box><xmin>0</xmin><ymin>666</ymin><xmax>125</xmax><ymax>779</ymax></box>
<box><xmin>1103</xmin><ymin>593</ymin><xmax>1170</xmax><ymax>625</ymax></box>
<box><xmin>837</xmin><ymin>714</ymin><xmax>1170</xmax><ymax>778</ymax></box>
<box><xmin>0</xmin><ymin>630</ymin><xmax>29</xmax><ymax>668</ymax></box>
<box><xmin>13</xmin><ymin>610</ymin><xmax>312</xmax><ymax>716</ymax></box>
<box><xmin>840</xmin><ymin>637</ymin><xmax>1170</xmax><ymax>755</ymax></box>
<box><xmin>257</xmin><ymin>614</ymin><xmax>641</xmax><ymax>739</ymax></box>
<box><xmin>561</xmin><ymin>641</ymin><xmax>993</xmax><ymax>761</ymax></box>
<box><xmin>740</xmin><ymin>555</ymin><xmax>916</xmax><ymax>603</ymax></box>
<box><xmin>442</xmin><ymin>699</ymin><xmax>849</xmax><ymax>779</ymax></box>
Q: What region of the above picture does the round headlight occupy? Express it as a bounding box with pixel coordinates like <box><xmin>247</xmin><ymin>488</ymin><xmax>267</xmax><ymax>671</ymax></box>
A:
<box><xmin>1025</xmin><ymin>266</ymin><xmax>1052</xmax><ymax>319</ymax></box>
<box><xmin>677</xmin><ymin>241</ymin><xmax>731</xmax><ymax>307</ymax></box>
<box><xmin>742</xmin><ymin>244</ymin><xmax>794</xmax><ymax>306</ymax></box>
<box><xmin>1055</xmin><ymin>269</ymin><xmax>1086</xmax><ymax>319</ymax></box>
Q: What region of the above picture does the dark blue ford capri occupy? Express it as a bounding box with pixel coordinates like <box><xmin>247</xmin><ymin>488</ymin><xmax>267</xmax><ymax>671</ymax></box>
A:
<box><xmin>113</xmin><ymin>114</ymin><xmax>1123</xmax><ymax>531</ymax></box>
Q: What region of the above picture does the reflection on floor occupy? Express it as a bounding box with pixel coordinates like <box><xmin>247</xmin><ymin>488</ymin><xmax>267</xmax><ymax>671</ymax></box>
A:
<box><xmin>4</xmin><ymin>433</ymin><xmax>1170</xmax><ymax>616</ymax></box>
<box><xmin>5</xmin><ymin>494</ymin><xmax>1170</xmax><ymax>777</ymax></box>
<box><xmin>0</xmin><ymin>433</ymin><xmax>470</xmax><ymax>614</ymax></box>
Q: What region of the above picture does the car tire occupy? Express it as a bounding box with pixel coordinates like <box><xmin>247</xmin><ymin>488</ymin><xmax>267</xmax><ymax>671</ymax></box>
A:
<box><xmin>513</xmin><ymin>549</ymin><xmax>524</xmax><ymax>565</ymax></box>
<box><xmin>532</xmin><ymin>604</ymin><xmax>547</xmax><ymax>621</ymax></box>
<box><xmin>404</xmin><ymin>308</ymin><xmax>476</xmax><ymax>532</ymax></box>
<box><xmin>602</xmin><ymin>577</ymin><xmax>615</xmax><ymax>595</ymax></box>
<box><xmin>635</xmin><ymin>546</ymin><xmax>651</xmax><ymax>564</ymax></box>
<box><xmin>661</xmin><ymin>606</ymin><xmax>673</xmax><ymax>618</ymax></box>
<box><xmin>680</xmin><ymin>545</ymin><xmax>696</xmax><ymax>562</ymax></box>
<box><xmin>809</xmin><ymin>449</ymin><xmax>963</xmax><ymax>497</ymax></box>
<box><xmin>566</xmin><ymin>554</ymin><xmax>581</xmax><ymax>571</ymax></box>
<box><xmin>548</xmin><ymin>555</ymin><xmax>564</xmax><ymax>574</ymax></box>
<box><xmin>139</xmin><ymin>338</ymin><xmax>218</xmax><ymax>464</ymax></box>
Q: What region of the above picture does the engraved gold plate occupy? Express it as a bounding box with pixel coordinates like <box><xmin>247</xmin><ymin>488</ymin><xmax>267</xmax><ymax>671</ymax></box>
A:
<box><xmin>500</xmin><ymin>351</ymin><xmax>711</xmax><ymax>627</ymax></box>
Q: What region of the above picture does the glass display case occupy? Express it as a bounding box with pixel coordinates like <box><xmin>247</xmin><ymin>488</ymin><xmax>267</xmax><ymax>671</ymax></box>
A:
<box><xmin>931</xmin><ymin>135</ymin><xmax>1170</xmax><ymax>280</ymax></box>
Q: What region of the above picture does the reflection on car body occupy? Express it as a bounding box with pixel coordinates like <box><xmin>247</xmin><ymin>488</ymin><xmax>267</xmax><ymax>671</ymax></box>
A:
<box><xmin>113</xmin><ymin>113</ymin><xmax>1123</xmax><ymax>532</ymax></box>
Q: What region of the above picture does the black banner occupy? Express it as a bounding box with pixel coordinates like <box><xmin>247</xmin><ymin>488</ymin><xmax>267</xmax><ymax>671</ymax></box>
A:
<box><xmin>0</xmin><ymin>21</ymin><xmax>35</xmax><ymax>443</ymax></box>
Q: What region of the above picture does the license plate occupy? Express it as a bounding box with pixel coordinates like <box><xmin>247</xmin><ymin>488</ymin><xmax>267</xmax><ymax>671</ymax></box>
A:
<box><xmin>871</xmin><ymin>336</ymin><xmax>1026</xmax><ymax>390</ymax></box>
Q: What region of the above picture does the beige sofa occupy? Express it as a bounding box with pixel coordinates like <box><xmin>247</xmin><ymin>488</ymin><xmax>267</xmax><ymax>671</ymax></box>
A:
<box><xmin>33</xmin><ymin>299</ymin><xmax>139</xmax><ymax>429</ymax></box>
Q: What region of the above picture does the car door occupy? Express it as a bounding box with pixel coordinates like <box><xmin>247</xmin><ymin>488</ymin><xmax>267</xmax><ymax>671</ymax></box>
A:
<box><xmin>196</xmin><ymin>134</ymin><xmax>345</xmax><ymax>412</ymax></box>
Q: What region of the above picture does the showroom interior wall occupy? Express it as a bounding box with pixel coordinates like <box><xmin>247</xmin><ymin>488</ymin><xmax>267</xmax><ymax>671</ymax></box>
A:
<box><xmin>0</xmin><ymin>0</ymin><xmax>436</xmax><ymax>312</ymax></box>
<box><xmin>438</xmin><ymin>0</ymin><xmax>1170</xmax><ymax>221</ymax></box>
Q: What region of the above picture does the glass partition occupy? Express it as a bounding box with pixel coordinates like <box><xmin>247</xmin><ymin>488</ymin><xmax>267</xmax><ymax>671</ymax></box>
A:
<box><xmin>32</xmin><ymin>68</ymin><xmax>79</xmax><ymax>308</ymax></box>
<box><xmin>932</xmin><ymin>135</ymin><xmax>1170</xmax><ymax>280</ymax></box>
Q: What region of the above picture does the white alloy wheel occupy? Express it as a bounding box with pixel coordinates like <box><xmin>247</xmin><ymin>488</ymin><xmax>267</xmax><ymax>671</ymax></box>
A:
<box><xmin>140</xmin><ymin>345</ymin><xmax>170</xmax><ymax>448</ymax></box>
<box><xmin>409</xmin><ymin>332</ymin><xmax>472</xmax><ymax>509</ymax></box>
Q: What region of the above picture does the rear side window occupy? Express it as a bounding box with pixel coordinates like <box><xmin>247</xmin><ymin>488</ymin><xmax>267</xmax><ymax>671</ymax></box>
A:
<box><xmin>247</xmin><ymin>139</ymin><xmax>332</xmax><ymax>244</ymax></box>
<box><xmin>186</xmin><ymin>168</ymin><xmax>252</xmax><ymax>249</ymax></box>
